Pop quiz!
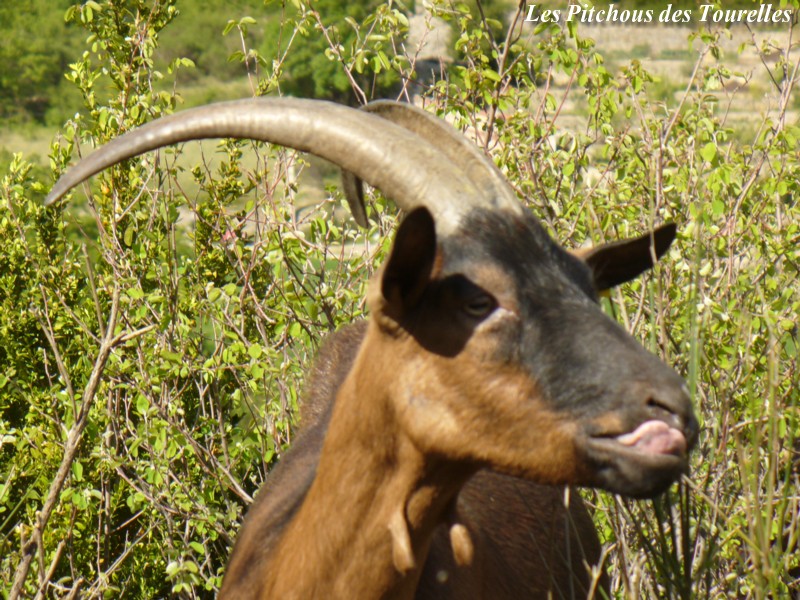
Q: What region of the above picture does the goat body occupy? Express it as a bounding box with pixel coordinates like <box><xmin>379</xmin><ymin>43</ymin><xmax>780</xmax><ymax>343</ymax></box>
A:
<box><xmin>46</xmin><ymin>98</ymin><xmax>698</xmax><ymax>600</ymax></box>
<box><xmin>221</xmin><ymin>207</ymin><xmax>690</xmax><ymax>598</ymax></box>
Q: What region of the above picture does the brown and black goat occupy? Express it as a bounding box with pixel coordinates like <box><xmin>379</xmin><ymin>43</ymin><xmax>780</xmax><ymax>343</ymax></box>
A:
<box><xmin>46</xmin><ymin>98</ymin><xmax>698</xmax><ymax>599</ymax></box>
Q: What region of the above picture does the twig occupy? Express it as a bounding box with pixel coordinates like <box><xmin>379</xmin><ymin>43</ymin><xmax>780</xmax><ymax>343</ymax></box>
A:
<box><xmin>33</xmin><ymin>540</ymin><xmax>66</xmax><ymax>600</ymax></box>
<box><xmin>8</xmin><ymin>287</ymin><xmax>150</xmax><ymax>599</ymax></box>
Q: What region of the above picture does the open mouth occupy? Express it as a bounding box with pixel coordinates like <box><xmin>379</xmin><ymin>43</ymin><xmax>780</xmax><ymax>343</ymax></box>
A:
<box><xmin>615</xmin><ymin>420</ymin><xmax>687</xmax><ymax>457</ymax></box>
<box><xmin>583</xmin><ymin>419</ymin><xmax>691</xmax><ymax>497</ymax></box>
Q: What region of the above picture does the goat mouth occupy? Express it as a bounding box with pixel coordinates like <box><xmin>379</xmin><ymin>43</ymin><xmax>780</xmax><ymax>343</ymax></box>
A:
<box><xmin>590</xmin><ymin>419</ymin><xmax>688</xmax><ymax>458</ymax></box>
<box><xmin>614</xmin><ymin>420</ymin><xmax>687</xmax><ymax>457</ymax></box>
<box><xmin>584</xmin><ymin>420</ymin><xmax>690</xmax><ymax>497</ymax></box>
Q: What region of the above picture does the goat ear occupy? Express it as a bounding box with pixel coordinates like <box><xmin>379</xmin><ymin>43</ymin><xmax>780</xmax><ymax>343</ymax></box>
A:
<box><xmin>378</xmin><ymin>207</ymin><xmax>438</xmax><ymax>318</ymax></box>
<box><xmin>574</xmin><ymin>223</ymin><xmax>677</xmax><ymax>291</ymax></box>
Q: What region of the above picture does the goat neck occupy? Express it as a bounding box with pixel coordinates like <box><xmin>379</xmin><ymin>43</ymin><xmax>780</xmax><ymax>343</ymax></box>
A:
<box><xmin>249</xmin><ymin>331</ymin><xmax>476</xmax><ymax>599</ymax></box>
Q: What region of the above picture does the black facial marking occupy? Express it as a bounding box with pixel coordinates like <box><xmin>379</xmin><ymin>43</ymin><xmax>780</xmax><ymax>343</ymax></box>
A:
<box><xmin>443</xmin><ymin>209</ymin><xmax>597</xmax><ymax>306</ymax></box>
<box><xmin>435</xmin><ymin>209</ymin><xmax>662</xmax><ymax>417</ymax></box>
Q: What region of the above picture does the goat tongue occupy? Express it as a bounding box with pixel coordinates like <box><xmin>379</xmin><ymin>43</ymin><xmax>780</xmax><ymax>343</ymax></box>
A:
<box><xmin>616</xmin><ymin>420</ymin><xmax>687</xmax><ymax>456</ymax></box>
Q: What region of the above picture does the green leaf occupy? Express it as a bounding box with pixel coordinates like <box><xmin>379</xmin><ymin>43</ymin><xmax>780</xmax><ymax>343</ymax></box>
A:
<box><xmin>72</xmin><ymin>462</ymin><xmax>84</xmax><ymax>482</ymax></box>
<box><xmin>123</xmin><ymin>224</ymin><xmax>135</xmax><ymax>247</ymax></box>
<box><xmin>482</xmin><ymin>68</ymin><xmax>501</xmax><ymax>82</ymax></box>
<box><xmin>190</xmin><ymin>541</ymin><xmax>206</xmax><ymax>555</ymax></box>
<box><xmin>127</xmin><ymin>287</ymin><xmax>145</xmax><ymax>300</ymax></box>
<box><xmin>160</xmin><ymin>350</ymin><xmax>183</xmax><ymax>364</ymax></box>
<box><xmin>700</xmin><ymin>142</ymin><xmax>717</xmax><ymax>162</ymax></box>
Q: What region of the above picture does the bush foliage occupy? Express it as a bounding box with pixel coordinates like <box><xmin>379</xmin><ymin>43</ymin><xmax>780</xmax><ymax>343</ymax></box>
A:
<box><xmin>1</xmin><ymin>0</ymin><xmax>799</xmax><ymax>597</ymax></box>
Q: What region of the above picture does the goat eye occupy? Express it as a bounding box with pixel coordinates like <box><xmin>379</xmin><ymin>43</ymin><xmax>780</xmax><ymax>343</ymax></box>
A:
<box><xmin>463</xmin><ymin>294</ymin><xmax>496</xmax><ymax>318</ymax></box>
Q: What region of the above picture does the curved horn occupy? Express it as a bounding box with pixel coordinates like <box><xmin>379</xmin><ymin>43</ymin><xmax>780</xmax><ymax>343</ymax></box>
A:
<box><xmin>45</xmin><ymin>98</ymin><xmax>510</xmax><ymax>233</ymax></box>
<box><xmin>342</xmin><ymin>101</ymin><xmax>522</xmax><ymax>225</ymax></box>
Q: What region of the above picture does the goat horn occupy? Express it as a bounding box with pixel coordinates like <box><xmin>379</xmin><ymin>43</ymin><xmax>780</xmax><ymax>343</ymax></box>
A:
<box><xmin>341</xmin><ymin>101</ymin><xmax>522</xmax><ymax>225</ymax></box>
<box><xmin>45</xmin><ymin>97</ymin><xmax>511</xmax><ymax>233</ymax></box>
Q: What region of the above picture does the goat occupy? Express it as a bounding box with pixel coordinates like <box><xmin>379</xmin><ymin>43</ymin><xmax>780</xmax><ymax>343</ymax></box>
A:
<box><xmin>46</xmin><ymin>97</ymin><xmax>698</xmax><ymax>599</ymax></box>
